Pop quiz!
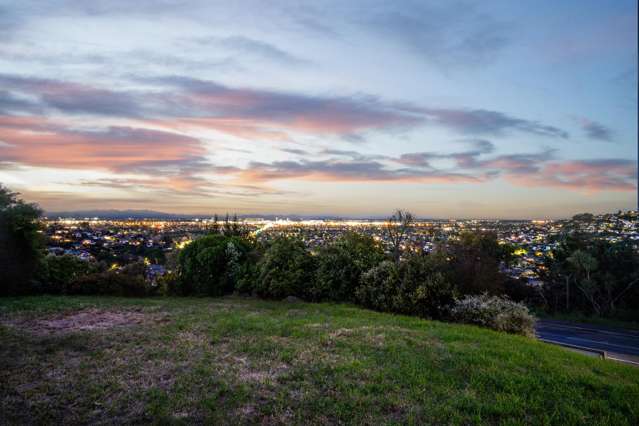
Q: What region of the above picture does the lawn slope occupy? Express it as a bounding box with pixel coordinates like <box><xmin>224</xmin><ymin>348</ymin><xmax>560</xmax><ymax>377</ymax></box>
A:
<box><xmin>1</xmin><ymin>296</ymin><xmax>638</xmax><ymax>425</ymax></box>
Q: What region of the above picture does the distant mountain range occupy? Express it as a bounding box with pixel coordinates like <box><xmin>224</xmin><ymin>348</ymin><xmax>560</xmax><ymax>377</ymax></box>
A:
<box><xmin>44</xmin><ymin>209</ymin><xmax>354</xmax><ymax>220</ymax></box>
<box><xmin>46</xmin><ymin>209</ymin><xmax>195</xmax><ymax>219</ymax></box>
<box><xmin>46</xmin><ymin>208</ymin><xmax>621</xmax><ymax>221</ymax></box>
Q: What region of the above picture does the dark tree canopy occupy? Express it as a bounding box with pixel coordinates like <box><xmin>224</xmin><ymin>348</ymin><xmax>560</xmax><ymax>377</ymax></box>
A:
<box><xmin>0</xmin><ymin>185</ymin><xmax>44</xmax><ymax>295</ymax></box>
<box><xmin>255</xmin><ymin>236</ymin><xmax>315</xmax><ymax>300</ymax></box>
<box><xmin>442</xmin><ymin>231</ymin><xmax>513</xmax><ymax>296</ymax></box>
<box><xmin>177</xmin><ymin>234</ymin><xmax>251</xmax><ymax>296</ymax></box>
<box><xmin>312</xmin><ymin>232</ymin><xmax>386</xmax><ymax>302</ymax></box>
<box><xmin>541</xmin><ymin>235</ymin><xmax>639</xmax><ymax>318</ymax></box>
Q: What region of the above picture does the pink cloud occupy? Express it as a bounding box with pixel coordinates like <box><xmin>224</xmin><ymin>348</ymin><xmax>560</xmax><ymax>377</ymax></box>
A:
<box><xmin>506</xmin><ymin>159</ymin><xmax>636</xmax><ymax>192</ymax></box>
<box><xmin>0</xmin><ymin>116</ymin><xmax>205</xmax><ymax>172</ymax></box>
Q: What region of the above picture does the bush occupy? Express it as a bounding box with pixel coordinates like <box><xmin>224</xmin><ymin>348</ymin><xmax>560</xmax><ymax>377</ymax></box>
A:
<box><xmin>355</xmin><ymin>261</ymin><xmax>400</xmax><ymax>312</ymax></box>
<box><xmin>451</xmin><ymin>294</ymin><xmax>536</xmax><ymax>336</ymax></box>
<box><xmin>177</xmin><ymin>234</ymin><xmax>251</xmax><ymax>296</ymax></box>
<box><xmin>41</xmin><ymin>254</ymin><xmax>101</xmax><ymax>294</ymax></box>
<box><xmin>254</xmin><ymin>236</ymin><xmax>315</xmax><ymax>299</ymax></box>
<box><xmin>395</xmin><ymin>253</ymin><xmax>457</xmax><ymax>319</ymax></box>
<box><xmin>355</xmin><ymin>254</ymin><xmax>457</xmax><ymax>318</ymax></box>
<box><xmin>311</xmin><ymin>232</ymin><xmax>386</xmax><ymax>302</ymax></box>
<box><xmin>155</xmin><ymin>271</ymin><xmax>180</xmax><ymax>296</ymax></box>
<box><xmin>66</xmin><ymin>261</ymin><xmax>151</xmax><ymax>297</ymax></box>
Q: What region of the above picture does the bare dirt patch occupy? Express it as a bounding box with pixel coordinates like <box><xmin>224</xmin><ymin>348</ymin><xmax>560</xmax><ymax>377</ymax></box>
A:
<box><xmin>2</xmin><ymin>308</ymin><xmax>159</xmax><ymax>335</ymax></box>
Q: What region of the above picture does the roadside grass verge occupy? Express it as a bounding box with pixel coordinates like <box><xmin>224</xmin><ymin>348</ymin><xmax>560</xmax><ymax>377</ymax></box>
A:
<box><xmin>1</xmin><ymin>296</ymin><xmax>638</xmax><ymax>424</ymax></box>
<box><xmin>533</xmin><ymin>310</ymin><xmax>639</xmax><ymax>331</ymax></box>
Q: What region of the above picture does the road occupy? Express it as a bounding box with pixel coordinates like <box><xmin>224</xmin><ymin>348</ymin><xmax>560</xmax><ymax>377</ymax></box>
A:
<box><xmin>536</xmin><ymin>319</ymin><xmax>639</xmax><ymax>364</ymax></box>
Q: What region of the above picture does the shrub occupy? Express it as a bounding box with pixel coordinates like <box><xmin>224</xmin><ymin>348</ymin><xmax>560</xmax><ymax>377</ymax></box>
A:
<box><xmin>355</xmin><ymin>261</ymin><xmax>400</xmax><ymax>312</ymax></box>
<box><xmin>311</xmin><ymin>232</ymin><xmax>386</xmax><ymax>302</ymax></box>
<box><xmin>66</xmin><ymin>261</ymin><xmax>151</xmax><ymax>297</ymax></box>
<box><xmin>155</xmin><ymin>271</ymin><xmax>180</xmax><ymax>296</ymax></box>
<box><xmin>254</xmin><ymin>236</ymin><xmax>315</xmax><ymax>299</ymax></box>
<box><xmin>395</xmin><ymin>253</ymin><xmax>457</xmax><ymax>319</ymax></box>
<box><xmin>355</xmin><ymin>254</ymin><xmax>457</xmax><ymax>318</ymax></box>
<box><xmin>450</xmin><ymin>294</ymin><xmax>536</xmax><ymax>336</ymax></box>
<box><xmin>177</xmin><ymin>234</ymin><xmax>251</xmax><ymax>296</ymax></box>
<box><xmin>41</xmin><ymin>254</ymin><xmax>100</xmax><ymax>294</ymax></box>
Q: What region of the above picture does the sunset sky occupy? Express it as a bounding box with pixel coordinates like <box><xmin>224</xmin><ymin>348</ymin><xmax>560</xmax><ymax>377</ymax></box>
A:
<box><xmin>0</xmin><ymin>0</ymin><xmax>637</xmax><ymax>218</ymax></box>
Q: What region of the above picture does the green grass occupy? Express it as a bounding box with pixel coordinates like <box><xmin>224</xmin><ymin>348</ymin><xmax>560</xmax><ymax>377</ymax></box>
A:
<box><xmin>1</xmin><ymin>296</ymin><xmax>638</xmax><ymax>425</ymax></box>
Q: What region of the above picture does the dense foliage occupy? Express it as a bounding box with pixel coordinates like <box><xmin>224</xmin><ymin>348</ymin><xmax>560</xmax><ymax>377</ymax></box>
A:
<box><xmin>254</xmin><ymin>236</ymin><xmax>315</xmax><ymax>299</ymax></box>
<box><xmin>66</xmin><ymin>261</ymin><xmax>153</xmax><ymax>296</ymax></box>
<box><xmin>355</xmin><ymin>255</ymin><xmax>458</xmax><ymax>320</ymax></box>
<box><xmin>394</xmin><ymin>253</ymin><xmax>457</xmax><ymax>319</ymax></box>
<box><xmin>311</xmin><ymin>232</ymin><xmax>385</xmax><ymax>302</ymax></box>
<box><xmin>540</xmin><ymin>234</ymin><xmax>639</xmax><ymax>321</ymax></box>
<box><xmin>443</xmin><ymin>231</ymin><xmax>514</xmax><ymax>296</ymax></box>
<box><xmin>0</xmin><ymin>185</ymin><xmax>44</xmax><ymax>295</ymax></box>
<box><xmin>355</xmin><ymin>260</ymin><xmax>401</xmax><ymax>312</ymax></box>
<box><xmin>177</xmin><ymin>234</ymin><xmax>251</xmax><ymax>296</ymax></box>
<box><xmin>39</xmin><ymin>254</ymin><xmax>101</xmax><ymax>294</ymax></box>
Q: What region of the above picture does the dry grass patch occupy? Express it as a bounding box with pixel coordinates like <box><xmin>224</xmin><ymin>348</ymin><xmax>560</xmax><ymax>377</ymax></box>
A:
<box><xmin>1</xmin><ymin>308</ymin><xmax>165</xmax><ymax>335</ymax></box>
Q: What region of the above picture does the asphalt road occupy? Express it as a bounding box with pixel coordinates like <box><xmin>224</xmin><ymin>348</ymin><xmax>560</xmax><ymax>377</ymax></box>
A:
<box><xmin>536</xmin><ymin>319</ymin><xmax>639</xmax><ymax>364</ymax></box>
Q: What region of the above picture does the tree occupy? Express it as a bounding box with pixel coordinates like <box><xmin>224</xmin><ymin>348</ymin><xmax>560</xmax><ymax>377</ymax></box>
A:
<box><xmin>177</xmin><ymin>234</ymin><xmax>251</xmax><ymax>296</ymax></box>
<box><xmin>254</xmin><ymin>236</ymin><xmax>315</xmax><ymax>299</ymax></box>
<box><xmin>568</xmin><ymin>250</ymin><xmax>598</xmax><ymax>282</ymax></box>
<box><xmin>312</xmin><ymin>232</ymin><xmax>386</xmax><ymax>302</ymax></box>
<box><xmin>395</xmin><ymin>252</ymin><xmax>457</xmax><ymax>319</ymax></box>
<box><xmin>355</xmin><ymin>261</ymin><xmax>400</xmax><ymax>312</ymax></box>
<box><xmin>385</xmin><ymin>209</ymin><xmax>414</xmax><ymax>263</ymax></box>
<box><xmin>568</xmin><ymin>249</ymin><xmax>600</xmax><ymax>314</ymax></box>
<box><xmin>541</xmin><ymin>236</ymin><xmax>639</xmax><ymax>318</ymax></box>
<box><xmin>572</xmin><ymin>213</ymin><xmax>595</xmax><ymax>222</ymax></box>
<box><xmin>443</xmin><ymin>231</ymin><xmax>512</xmax><ymax>296</ymax></box>
<box><xmin>0</xmin><ymin>185</ymin><xmax>44</xmax><ymax>295</ymax></box>
<box><xmin>221</xmin><ymin>212</ymin><xmax>248</xmax><ymax>237</ymax></box>
<box><xmin>210</xmin><ymin>214</ymin><xmax>220</xmax><ymax>233</ymax></box>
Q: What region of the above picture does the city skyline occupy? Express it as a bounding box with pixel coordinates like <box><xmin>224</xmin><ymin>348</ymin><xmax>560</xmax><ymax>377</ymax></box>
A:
<box><xmin>0</xmin><ymin>0</ymin><xmax>637</xmax><ymax>219</ymax></box>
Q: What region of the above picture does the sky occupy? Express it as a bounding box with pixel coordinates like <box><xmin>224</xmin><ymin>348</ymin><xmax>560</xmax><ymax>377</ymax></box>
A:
<box><xmin>0</xmin><ymin>0</ymin><xmax>637</xmax><ymax>219</ymax></box>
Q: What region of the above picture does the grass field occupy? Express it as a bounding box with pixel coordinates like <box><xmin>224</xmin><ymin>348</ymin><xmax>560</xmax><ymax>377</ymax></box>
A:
<box><xmin>1</xmin><ymin>296</ymin><xmax>638</xmax><ymax>425</ymax></box>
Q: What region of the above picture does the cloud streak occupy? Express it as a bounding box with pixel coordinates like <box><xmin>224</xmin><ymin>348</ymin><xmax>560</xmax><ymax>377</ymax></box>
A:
<box><xmin>1</xmin><ymin>74</ymin><xmax>570</xmax><ymax>142</ymax></box>
<box><xmin>420</xmin><ymin>108</ymin><xmax>569</xmax><ymax>138</ymax></box>
<box><xmin>234</xmin><ymin>159</ymin><xmax>483</xmax><ymax>184</ymax></box>
<box><xmin>0</xmin><ymin>117</ymin><xmax>208</xmax><ymax>178</ymax></box>
<box><xmin>507</xmin><ymin>159</ymin><xmax>636</xmax><ymax>192</ymax></box>
<box><xmin>578</xmin><ymin>118</ymin><xmax>614</xmax><ymax>142</ymax></box>
<box><xmin>359</xmin><ymin>2</ymin><xmax>510</xmax><ymax>68</ymax></box>
<box><xmin>215</xmin><ymin>36</ymin><xmax>310</xmax><ymax>66</ymax></box>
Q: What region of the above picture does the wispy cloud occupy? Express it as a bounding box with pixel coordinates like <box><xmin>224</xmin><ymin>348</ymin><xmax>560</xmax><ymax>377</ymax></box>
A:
<box><xmin>233</xmin><ymin>159</ymin><xmax>483</xmax><ymax>184</ymax></box>
<box><xmin>420</xmin><ymin>108</ymin><xmax>569</xmax><ymax>138</ymax></box>
<box><xmin>577</xmin><ymin>117</ymin><xmax>614</xmax><ymax>142</ymax></box>
<box><xmin>215</xmin><ymin>36</ymin><xmax>310</xmax><ymax>66</ymax></box>
<box><xmin>353</xmin><ymin>1</ymin><xmax>511</xmax><ymax>68</ymax></box>
<box><xmin>507</xmin><ymin>159</ymin><xmax>637</xmax><ymax>192</ymax></box>
<box><xmin>246</xmin><ymin>142</ymin><xmax>635</xmax><ymax>193</ymax></box>
<box><xmin>0</xmin><ymin>74</ymin><xmax>142</xmax><ymax>117</ymax></box>
<box><xmin>0</xmin><ymin>73</ymin><xmax>570</xmax><ymax>142</ymax></box>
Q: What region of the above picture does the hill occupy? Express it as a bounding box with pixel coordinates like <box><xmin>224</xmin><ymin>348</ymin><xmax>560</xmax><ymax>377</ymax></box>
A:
<box><xmin>1</xmin><ymin>296</ymin><xmax>638</xmax><ymax>424</ymax></box>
